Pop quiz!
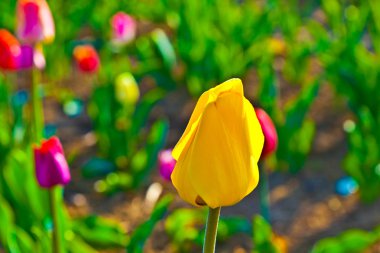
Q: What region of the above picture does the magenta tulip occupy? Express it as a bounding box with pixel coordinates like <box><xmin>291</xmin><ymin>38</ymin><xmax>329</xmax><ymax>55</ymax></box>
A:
<box><xmin>255</xmin><ymin>108</ymin><xmax>278</xmax><ymax>159</ymax></box>
<box><xmin>158</xmin><ymin>149</ymin><xmax>176</xmax><ymax>181</ymax></box>
<box><xmin>17</xmin><ymin>45</ymin><xmax>34</xmax><ymax>69</ymax></box>
<box><xmin>16</xmin><ymin>0</ymin><xmax>55</xmax><ymax>44</ymax></box>
<box><xmin>34</xmin><ymin>136</ymin><xmax>71</xmax><ymax>188</ymax></box>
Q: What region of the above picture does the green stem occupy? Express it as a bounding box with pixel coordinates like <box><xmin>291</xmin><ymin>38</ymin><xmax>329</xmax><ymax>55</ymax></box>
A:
<box><xmin>203</xmin><ymin>207</ymin><xmax>221</xmax><ymax>253</ymax></box>
<box><xmin>259</xmin><ymin>165</ymin><xmax>271</xmax><ymax>223</ymax></box>
<box><xmin>49</xmin><ymin>188</ymin><xmax>61</xmax><ymax>253</ymax></box>
<box><xmin>31</xmin><ymin>66</ymin><xmax>44</xmax><ymax>141</ymax></box>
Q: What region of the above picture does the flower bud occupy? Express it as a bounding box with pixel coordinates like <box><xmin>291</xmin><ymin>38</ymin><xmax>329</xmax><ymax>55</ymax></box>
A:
<box><xmin>115</xmin><ymin>72</ymin><xmax>140</xmax><ymax>106</ymax></box>
<box><xmin>73</xmin><ymin>45</ymin><xmax>100</xmax><ymax>73</ymax></box>
<box><xmin>158</xmin><ymin>149</ymin><xmax>176</xmax><ymax>181</ymax></box>
<box><xmin>0</xmin><ymin>29</ymin><xmax>21</xmax><ymax>70</ymax></box>
<box><xmin>110</xmin><ymin>12</ymin><xmax>136</xmax><ymax>45</ymax></box>
<box><xmin>171</xmin><ymin>78</ymin><xmax>264</xmax><ymax>208</ymax></box>
<box><xmin>255</xmin><ymin>108</ymin><xmax>278</xmax><ymax>159</ymax></box>
<box><xmin>18</xmin><ymin>45</ymin><xmax>34</xmax><ymax>69</ymax></box>
<box><xmin>33</xmin><ymin>136</ymin><xmax>71</xmax><ymax>188</ymax></box>
<box><xmin>16</xmin><ymin>0</ymin><xmax>55</xmax><ymax>44</ymax></box>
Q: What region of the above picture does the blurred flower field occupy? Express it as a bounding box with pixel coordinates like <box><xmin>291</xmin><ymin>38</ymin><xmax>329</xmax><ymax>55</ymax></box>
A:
<box><xmin>1</xmin><ymin>0</ymin><xmax>380</xmax><ymax>252</ymax></box>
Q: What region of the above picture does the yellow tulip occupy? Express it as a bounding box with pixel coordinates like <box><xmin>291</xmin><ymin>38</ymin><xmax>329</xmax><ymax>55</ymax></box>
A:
<box><xmin>171</xmin><ymin>78</ymin><xmax>264</xmax><ymax>208</ymax></box>
<box><xmin>115</xmin><ymin>72</ymin><xmax>140</xmax><ymax>106</ymax></box>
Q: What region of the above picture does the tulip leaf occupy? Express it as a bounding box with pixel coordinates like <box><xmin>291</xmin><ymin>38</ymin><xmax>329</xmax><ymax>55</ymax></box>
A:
<box><xmin>311</xmin><ymin>229</ymin><xmax>380</xmax><ymax>253</ymax></box>
<box><xmin>72</xmin><ymin>215</ymin><xmax>128</xmax><ymax>248</ymax></box>
<box><xmin>165</xmin><ymin>208</ymin><xmax>207</xmax><ymax>249</ymax></box>
<box><xmin>12</xmin><ymin>227</ymin><xmax>36</xmax><ymax>253</ymax></box>
<box><xmin>129</xmin><ymin>89</ymin><xmax>166</xmax><ymax>138</ymax></box>
<box><xmin>152</xmin><ymin>29</ymin><xmax>177</xmax><ymax>71</ymax></box>
<box><xmin>0</xmin><ymin>196</ymin><xmax>14</xmax><ymax>246</ymax></box>
<box><xmin>252</xmin><ymin>215</ymin><xmax>281</xmax><ymax>253</ymax></box>
<box><xmin>67</xmin><ymin>236</ymin><xmax>98</xmax><ymax>253</ymax></box>
<box><xmin>130</xmin><ymin>119</ymin><xmax>169</xmax><ymax>188</ymax></box>
<box><xmin>126</xmin><ymin>195</ymin><xmax>173</xmax><ymax>253</ymax></box>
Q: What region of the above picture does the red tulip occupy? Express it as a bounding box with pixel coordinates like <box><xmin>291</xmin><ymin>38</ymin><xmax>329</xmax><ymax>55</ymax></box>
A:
<box><xmin>34</xmin><ymin>136</ymin><xmax>71</xmax><ymax>188</ymax></box>
<box><xmin>73</xmin><ymin>45</ymin><xmax>100</xmax><ymax>73</ymax></box>
<box><xmin>255</xmin><ymin>108</ymin><xmax>278</xmax><ymax>159</ymax></box>
<box><xmin>16</xmin><ymin>0</ymin><xmax>55</xmax><ymax>44</ymax></box>
<box><xmin>0</xmin><ymin>29</ymin><xmax>21</xmax><ymax>70</ymax></box>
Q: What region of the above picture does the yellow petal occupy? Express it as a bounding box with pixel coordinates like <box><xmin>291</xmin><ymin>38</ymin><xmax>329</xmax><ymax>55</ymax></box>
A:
<box><xmin>172</xmin><ymin>78</ymin><xmax>243</xmax><ymax>160</ymax></box>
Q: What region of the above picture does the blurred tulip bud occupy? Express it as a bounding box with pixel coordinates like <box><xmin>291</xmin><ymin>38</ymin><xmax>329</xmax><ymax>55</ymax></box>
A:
<box><xmin>18</xmin><ymin>45</ymin><xmax>34</xmax><ymax>69</ymax></box>
<box><xmin>272</xmin><ymin>234</ymin><xmax>288</xmax><ymax>253</ymax></box>
<box><xmin>0</xmin><ymin>29</ymin><xmax>21</xmax><ymax>70</ymax></box>
<box><xmin>16</xmin><ymin>0</ymin><xmax>55</xmax><ymax>44</ymax></box>
<box><xmin>255</xmin><ymin>108</ymin><xmax>278</xmax><ymax>159</ymax></box>
<box><xmin>158</xmin><ymin>149</ymin><xmax>176</xmax><ymax>181</ymax></box>
<box><xmin>115</xmin><ymin>72</ymin><xmax>140</xmax><ymax>105</ymax></box>
<box><xmin>73</xmin><ymin>45</ymin><xmax>100</xmax><ymax>73</ymax></box>
<box><xmin>171</xmin><ymin>78</ymin><xmax>264</xmax><ymax>208</ymax></box>
<box><xmin>33</xmin><ymin>136</ymin><xmax>71</xmax><ymax>188</ymax></box>
<box><xmin>110</xmin><ymin>12</ymin><xmax>136</xmax><ymax>45</ymax></box>
<box><xmin>267</xmin><ymin>37</ymin><xmax>286</xmax><ymax>56</ymax></box>
<box><xmin>33</xmin><ymin>43</ymin><xmax>45</xmax><ymax>69</ymax></box>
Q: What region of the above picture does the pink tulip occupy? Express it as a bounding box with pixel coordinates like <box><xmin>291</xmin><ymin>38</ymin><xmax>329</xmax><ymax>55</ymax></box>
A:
<box><xmin>158</xmin><ymin>149</ymin><xmax>176</xmax><ymax>181</ymax></box>
<box><xmin>110</xmin><ymin>12</ymin><xmax>136</xmax><ymax>45</ymax></box>
<box><xmin>34</xmin><ymin>136</ymin><xmax>71</xmax><ymax>188</ymax></box>
<box><xmin>16</xmin><ymin>0</ymin><xmax>55</xmax><ymax>44</ymax></box>
<box><xmin>255</xmin><ymin>108</ymin><xmax>278</xmax><ymax>159</ymax></box>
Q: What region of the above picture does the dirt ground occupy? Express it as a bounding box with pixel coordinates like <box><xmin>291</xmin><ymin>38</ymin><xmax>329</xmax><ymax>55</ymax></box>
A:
<box><xmin>43</xmin><ymin>73</ymin><xmax>380</xmax><ymax>253</ymax></box>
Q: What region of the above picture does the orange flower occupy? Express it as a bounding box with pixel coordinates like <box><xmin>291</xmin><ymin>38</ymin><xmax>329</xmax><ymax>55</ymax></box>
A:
<box><xmin>73</xmin><ymin>45</ymin><xmax>100</xmax><ymax>73</ymax></box>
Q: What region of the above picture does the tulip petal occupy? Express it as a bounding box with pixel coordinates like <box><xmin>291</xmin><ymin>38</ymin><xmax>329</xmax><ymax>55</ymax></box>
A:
<box><xmin>172</xmin><ymin>78</ymin><xmax>243</xmax><ymax>160</ymax></box>
<box><xmin>243</xmin><ymin>98</ymin><xmax>265</xmax><ymax>162</ymax></box>
<box><xmin>172</xmin><ymin>91</ymin><xmax>210</xmax><ymax>160</ymax></box>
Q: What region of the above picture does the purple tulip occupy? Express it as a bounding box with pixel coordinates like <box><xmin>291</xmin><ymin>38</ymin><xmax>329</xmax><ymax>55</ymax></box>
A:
<box><xmin>34</xmin><ymin>136</ymin><xmax>71</xmax><ymax>188</ymax></box>
<box><xmin>17</xmin><ymin>44</ymin><xmax>34</xmax><ymax>69</ymax></box>
<box><xmin>158</xmin><ymin>149</ymin><xmax>176</xmax><ymax>181</ymax></box>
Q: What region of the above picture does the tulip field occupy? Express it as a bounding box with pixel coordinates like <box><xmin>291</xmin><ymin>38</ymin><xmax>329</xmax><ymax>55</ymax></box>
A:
<box><xmin>2</xmin><ymin>0</ymin><xmax>380</xmax><ymax>252</ymax></box>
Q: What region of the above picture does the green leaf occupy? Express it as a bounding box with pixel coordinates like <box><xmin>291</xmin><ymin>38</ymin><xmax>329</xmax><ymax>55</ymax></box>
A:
<box><xmin>152</xmin><ymin>29</ymin><xmax>177</xmax><ymax>70</ymax></box>
<box><xmin>0</xmin><ymin>196</ymin><xmax>14</xmax><ymax>246</ymax></box>
<box><xmin>252</xmin><ymin>215</ymin><xmax>280</xmax><ymax>253</ymax></box>
<box><xmin>126</xmin><ymin>195</ymin><xmax>173</xmax><ymax>253</ymax></box>
<box><xmin>129</xmin><ymin>89</ymin><xmax>166</xmax><ymax>137</ymax></box>
<box><xmin>165</xmin><ymin>208</ymin><xmax>207</xmax><ymax>248</ymax></box>
<box><xmin>130</xmin><ymin>119</ymin><xmax>169</xmax><ymax>188</ymax></box>
<box><xmin>72</xmin><ymin>215</ymin><xmax>128</xmax><ymax>248</ymax></box>
<box><xmin>312</xmin><ymin>229</ymin><xmax>380</xmax><ymax>253</ymax></box>
<box><xmin>67</xmin><ymin>236</ymin><xmax>98</xmax><ymax>253</ymax></box>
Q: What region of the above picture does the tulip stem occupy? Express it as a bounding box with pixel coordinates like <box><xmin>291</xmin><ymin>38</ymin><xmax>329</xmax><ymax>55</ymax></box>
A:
<box><xmin>203</xmin><ymin>207</ymin><xmax>221</xmax><ymax>253</ymax></box>
<box><xmin>49</xmin><ymin>188</ymin><xmax>61</xmax><ymax>253</ymax></box>
<box><xmin>31</xmin><ymin>66</ymin><xmax>44</xmax><ymax>141</ymax></box>
<box><xmin>259</xmin><ymin>166</ymin><xmax>271</xmax><ymax>223</ymax></box>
